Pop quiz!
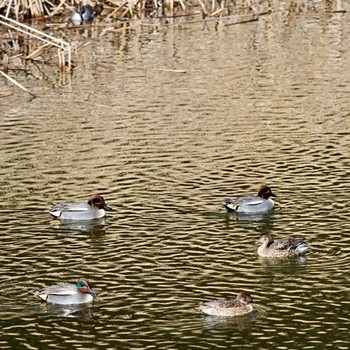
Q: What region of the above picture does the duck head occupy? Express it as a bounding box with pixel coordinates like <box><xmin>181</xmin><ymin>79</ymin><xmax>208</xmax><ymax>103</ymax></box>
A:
<box><xmin>76</xmin><ymin>278</ymin><xmax>96</xmax><ymax>296</ymax></box>
<box><xmin>87</xmin><ymin>195</ymin><xmax>112</xmax><ymax>211</ymax></box>
<box><xmin>236</xmin><ymin>291</ymin><xmax>253</xmax><ymax>305</ymax></box>
<box><xmin>257</xmin><ymin>186</ymin><xmax>276</xmax><ymax>199</ymax></box>
<box><xmin>259</xmin><ymin>233</ymin><xmax>274</xmax><ymax>246</ymax></box>
<box><xmin>81</xmin><ymin>4</ymin><xmax>95</xmax><ymax>23</ymax></box>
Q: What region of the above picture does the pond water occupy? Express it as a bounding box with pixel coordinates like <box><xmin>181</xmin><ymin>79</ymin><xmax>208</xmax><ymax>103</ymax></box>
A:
<box><xmin>1</xmin><ymin>9</ymin><xmax>350</xmax><ymax>350</ymax></box>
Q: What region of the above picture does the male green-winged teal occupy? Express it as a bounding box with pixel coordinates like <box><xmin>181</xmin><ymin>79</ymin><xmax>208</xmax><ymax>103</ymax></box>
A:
<box><xmin>49</xmin><ymin>194</ymin><xmax>112</xmax><ymax>220</ymax></box>
<box><xmin>223</xmin><ymin>186</ymin><xmax>277</xmax><ymax>214</ymax></box>
<box><xmin>35</xmin><ymin>278</ymin><xmax>96</xmax><ymax>305</ymax></box>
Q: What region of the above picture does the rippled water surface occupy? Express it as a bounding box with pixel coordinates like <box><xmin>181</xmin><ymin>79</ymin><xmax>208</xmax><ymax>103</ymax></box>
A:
<box><xmin>1</xmin><ymin>9</ymin><xmax>350</xmax><ymax>350</ymax></box>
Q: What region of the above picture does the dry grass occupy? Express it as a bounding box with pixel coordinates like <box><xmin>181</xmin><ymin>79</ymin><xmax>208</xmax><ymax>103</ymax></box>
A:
<box><xmin>0</xmin><ymin>0</ymin><xmax>341</xmax><ymax>22</ymax></box>
<box><xmin>0</xmin><ymin>0</ymin><xmax>269</xmax><ymax>20</ymax></box>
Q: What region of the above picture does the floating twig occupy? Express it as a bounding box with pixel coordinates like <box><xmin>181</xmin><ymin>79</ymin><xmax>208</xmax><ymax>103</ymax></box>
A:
<box><xmin>127</xmin><ymin>66</ymin><xmax>186</xmax><ymax>73</ymax></box>
<box><xmin>0</xmin><ymin>91</ymin><xmax>13</xmax><ymax>98</ymax></box>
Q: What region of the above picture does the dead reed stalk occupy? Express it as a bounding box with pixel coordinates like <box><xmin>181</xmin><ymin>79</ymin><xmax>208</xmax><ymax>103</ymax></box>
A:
<box><xmin>0</xmin><ymin>14</ymin><xmax>72</xmax><ymax>71</ymax></box>
<box><xmin>0</xmin><ymin>0</ymin><xmax>267</xmax><ymax>20</ymax></box>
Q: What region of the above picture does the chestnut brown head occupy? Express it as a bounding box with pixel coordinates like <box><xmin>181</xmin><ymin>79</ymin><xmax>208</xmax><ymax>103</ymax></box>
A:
<box><xmin>87</xmin><ymin>195</ymin><xmax>112</xmax><ymax>211</ymax></box>
<box><xmin>257</xmin><ymin>186</ymin><xmax>276</xmax><ymax>200</ymax></box>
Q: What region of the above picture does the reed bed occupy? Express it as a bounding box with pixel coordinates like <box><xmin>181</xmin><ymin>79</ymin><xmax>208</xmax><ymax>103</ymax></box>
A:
<box><xmin>0</xmin><ymin>0</ymin><xmax>338</xmax><ymax>21</ymax></box>
<box><xmin>0</xmin><ymin>0</ymin><xmax>343</xmax><ymax>96</ymax></box>
<box><xmin>0</xmin><ymin>0</ymin><xmax>267</xmax><ymax>78</ymax></box>
<box><xmin>0</xmin><ymin>12</ymin><xmax>72</xmax><ymax>96</ymax></box>
<box><xmin>0</xmin><ymin>0</ymin><xmax>269</xmax><ymax>21</ymax></box>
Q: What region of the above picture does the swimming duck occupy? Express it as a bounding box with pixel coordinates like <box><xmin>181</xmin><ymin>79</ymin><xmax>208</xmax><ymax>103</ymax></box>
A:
<box><xmin>197</xmin><ymin>291</ymin><xmax>254</xmax><ymax>317</ymax></box>
<box><xmin>35</xmin><ymin>278</ymin><xmax>96</xmax><ymax>305</ymax></box>
<box><xmin>70</xmin><ymin>4</ymin><xmax>95</xmax><ymax>25</ymax></box>
<box><xmin>258</xmin><ymin>233</ymin><xmax>309</xmax><ymax>258</ymax></box>
<box><xmin>49</xmin><ymin>194</ymin><xmax>112</xmax><ymax>220</ymax></box>
<box><xmin>223</xmin><ymin>185</ymin><xmax>276</xmax><ymax>214</ymax></box>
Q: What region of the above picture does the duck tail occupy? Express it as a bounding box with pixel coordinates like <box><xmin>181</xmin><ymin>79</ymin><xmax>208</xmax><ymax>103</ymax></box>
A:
<box><xmin>223</xmin><ymin>199</ymin><xmax>238</xmax><ymax>212</ymax></box>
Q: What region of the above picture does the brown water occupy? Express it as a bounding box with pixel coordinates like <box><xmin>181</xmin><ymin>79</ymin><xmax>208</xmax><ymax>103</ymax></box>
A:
<box><xmin>1</xmin><ymin>10</ymin><xmax>350</xmax><ymax>350</ymax></box>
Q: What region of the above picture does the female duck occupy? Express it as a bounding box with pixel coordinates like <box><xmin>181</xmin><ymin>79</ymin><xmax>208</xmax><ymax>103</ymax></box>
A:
<box><xmin>35</xmin><ymin>278</ymin><xmax>96</xmax><ymax>305</ymax></box>
<box><xmin>223</xmin><ymin>185</ymin><xmax>276</xmax><ymax>214</ymax></box>
<box><xmin>49</xmin><ymin>194</ymin><xmax>112</xmax><ymax>220</ymax></box>
<box><xmin>197</xmin><ymin>291</ymin><xmax>254</xmax><ymax>317</ymax></box>
<box><xmin>258</xmin><ymin>233</ymin><xmax>309</xmax><ymax>258</ymax></box>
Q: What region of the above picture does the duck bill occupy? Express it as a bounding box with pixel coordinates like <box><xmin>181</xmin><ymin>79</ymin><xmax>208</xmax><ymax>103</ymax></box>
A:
<box><xmin>103</xmin><ymin>204</ymin><xmax>113</xmax><ymax>211</ymax></box>
<box><xmin>270</xmin><ymin>192</ymin><xmax>277</xmax><ymax>198</ymax></box>
<box><xmin>89</xmin><ymin>289</ymin><xmax>97</xmax><ymax>296</ymax></box>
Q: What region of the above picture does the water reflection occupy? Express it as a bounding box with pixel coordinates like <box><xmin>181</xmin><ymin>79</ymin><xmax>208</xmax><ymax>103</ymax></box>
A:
<box><xmin>49</xmin><ymin>218</ymin><xmax>108</xmax><ymax>235</ymax></box>
<box><xmin>258</xmin><ymin>255</ymin><xmax>308</xmax><ymax>266</ymax></box>
<box><xmin>234</xmin><ymin>211</ymin><xmax>276</xmax><ymax>222</ymax></box>
<box><xmin>200</xmin><ymin>310</ymin><xmax>261</xmax><ymax>331</ymax></box>
<box><xmin>0</xmin><ymin>301</ymin><xmax>96</xmax><ymax>320</ymax></box>
<box><xmin>38</xmin><ymin>303</ymin><xmax>96</xmax><ymax>319</ymax></box>
<box><xmin>223</xmin><ymin>211</ymin><xmax>276</xmax><ymax>236</ymax></box>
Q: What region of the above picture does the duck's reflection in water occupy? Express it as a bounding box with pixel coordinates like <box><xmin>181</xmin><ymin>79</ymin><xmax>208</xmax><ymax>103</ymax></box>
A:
<box><xmin>50</xmin><ymin>218</ymin><xmax>108</xmax><ymax>235</ymax></box>
<box><xmin>42</xmin><ymin>303</ymin><xmax>97</xmax><ymax>319</ymax></box>
<box><xmin>200</xmin><ymin>310</ymin><xmax>261</xmax><ymax>330</ymax></box>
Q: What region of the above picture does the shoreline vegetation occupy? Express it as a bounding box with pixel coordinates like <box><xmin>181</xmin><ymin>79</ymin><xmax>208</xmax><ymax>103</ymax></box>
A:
<box><xmin>0</xmin><ymin>0</ymin><xmax>346</xmax><ymax>97</ymax></box>
<box><xmin>1</xmin><ymin>0</ymin><xmax>270</xmax><ymax>21</ymax></box>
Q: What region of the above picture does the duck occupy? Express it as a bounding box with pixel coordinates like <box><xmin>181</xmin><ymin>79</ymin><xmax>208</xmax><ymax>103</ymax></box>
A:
<box><xmin>49</xmin><ymin>194</ymin><xmax>112</xmax><ymax>220</ymax></box>
<box><xmin>70</xmin><ymin>4</ymin><xmax>95</xmax><ymax>25</ymax></box>
<box><xmin>35</xmin><ymin>278</ymin><xmax>96</xmax><ymax>305</ymax></box>
<box><xmin>223</xmin><ymin>185</ymin><xmax>276</xmax><ymax>214</ymax></box>
<box><xmin>71</xmin><ymin>8</ymin><xmax>83</xmax><ymax>25</ymax></box>
<box><xmin>197</xmin><ymin>291</ymin><xmax>254</xmax><ymax>317</ymax></box>
<box><xmin>81</xmin><ymin>4</ymin><xmax>95</xmax><ymax>23</ymax></box>
<box><xmin>258</xmin><ymin>233</ymin><xmax>309</xmax><ymax>258</ymax></box>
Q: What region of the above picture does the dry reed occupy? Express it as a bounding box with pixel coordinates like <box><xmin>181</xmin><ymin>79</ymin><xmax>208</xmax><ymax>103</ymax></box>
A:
<box><xmin>0</xmin><ymin>0</ymin><xmax>268</xmax><ymax>77</ymax></box>
<box><xmin>0</xmin><ymin>0</ymin><xmax>334</xmax><ymax>95</ymax></box>
<box><xmin>0</xmin><ymin>14</ymin><xmax>71</xmax><ymax>68</ymax></box>
<box><xmin>0</xmin><ymin>0</ymin><xmax>270</xmax><ymax>21</ymax></box>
